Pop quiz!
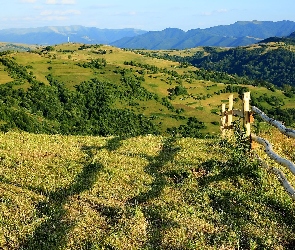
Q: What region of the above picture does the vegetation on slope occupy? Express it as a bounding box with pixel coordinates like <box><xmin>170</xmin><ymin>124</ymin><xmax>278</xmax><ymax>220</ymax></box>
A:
<box><xmin>1</xmin><ymin>42</ymin><xmax>295</xmax><ymax>135</ymax></box>
<box><xmin>190</xmin><ymin>45</ymin><xmax>295</xmax><ymax>88</ymax></box>
<box><xmin>131</xmin><ymin>43</ymin><xmax>295</xmax><ymax>126</ymax></box>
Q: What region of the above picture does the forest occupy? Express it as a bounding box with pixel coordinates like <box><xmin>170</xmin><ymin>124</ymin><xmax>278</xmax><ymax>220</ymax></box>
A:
<box><xmin>190</xmin><ymin>46</ymin><xmax>295</xmax><ymax>88</ymax></box>
<box><xmin>0</xmin><ymin>73</ymin><xmax>158</xmax><ymax>137</ymax></box>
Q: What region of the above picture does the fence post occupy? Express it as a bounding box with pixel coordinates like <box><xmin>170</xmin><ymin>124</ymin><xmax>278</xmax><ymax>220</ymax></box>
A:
<box><xmin>221</xmin><ymin>103</ymin><xmax>226</xmax><ymax>136</ymax></box>
<box><xmin>243</xmin><ymin>92</ymin><xmax>251</xmax><ymax>137</ymax></box>
<box><xmin>228</xmin><ymin>94</ymin><xmax>233</xmax><ymax>128</ymax></box>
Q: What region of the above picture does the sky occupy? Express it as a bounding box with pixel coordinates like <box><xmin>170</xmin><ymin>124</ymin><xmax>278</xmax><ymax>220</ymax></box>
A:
<box><xmin>1</xmin><ymin>0</ymin><xmax>295</xmax><ymax>31</ymax></box>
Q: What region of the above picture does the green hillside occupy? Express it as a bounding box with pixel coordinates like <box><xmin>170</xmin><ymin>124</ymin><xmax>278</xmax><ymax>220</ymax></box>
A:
<box><xmin>189</xmin><ymin>43</ymin><xmax>295</xmax><ymax>88</ymax></box>
<box><xmin>1</xmin><ymin>43</ymin><xmax>295</xmax><ymax>137</ymax></box>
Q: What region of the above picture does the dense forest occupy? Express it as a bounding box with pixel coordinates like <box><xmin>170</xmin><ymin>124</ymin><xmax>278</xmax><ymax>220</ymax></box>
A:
<box><xmin>190</xmin><ymin>46</ymin><xmax>295</xmax><ymax>88</ymax></box>
<box><xmin>0</xmin><ymin>77</ymin><xmax>159</xmax><ymax>137</ymax></box>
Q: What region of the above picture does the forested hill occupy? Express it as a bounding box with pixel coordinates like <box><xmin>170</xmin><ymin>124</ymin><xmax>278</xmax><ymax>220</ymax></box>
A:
<box><xmin>258</xmin><ymin>30</ymin><xmax>295</xmax><ymax>45</ymax></box>
<box><xmin>188</xmin><ymin>42</ymin><xmax>295</xmax><ymax>88</ymax></box>
<box><xmin>1</xmin><ymin>43</ymin><xmax>295</xmax><ymax>137</ymax></box>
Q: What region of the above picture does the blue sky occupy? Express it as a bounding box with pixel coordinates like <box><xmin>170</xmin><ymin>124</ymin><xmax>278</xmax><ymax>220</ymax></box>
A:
<box><xmin>1</xmin><ymin>0</ymin><xmax>295</xmax><ymax>30</ymax></box>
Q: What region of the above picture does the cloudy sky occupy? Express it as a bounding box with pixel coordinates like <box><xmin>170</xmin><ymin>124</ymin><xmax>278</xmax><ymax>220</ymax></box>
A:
<box><xmin>1</xmin><ymin>0</ymin><xmax>295</xmax><ymax>31</ymax></box>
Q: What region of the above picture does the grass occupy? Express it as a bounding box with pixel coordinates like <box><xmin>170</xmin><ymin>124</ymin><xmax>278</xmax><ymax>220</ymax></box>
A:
<box><xmin>0</xmin><ymin>65</ymin><xmax>12</xmax><ymax>84</ymax></box>
<box><xmin>1</xmin><ymin>129</ymin><xmax>295</xmax><ymax>249</ymax></box>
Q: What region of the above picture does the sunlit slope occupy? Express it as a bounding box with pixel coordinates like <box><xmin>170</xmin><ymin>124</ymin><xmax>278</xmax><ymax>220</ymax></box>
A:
<box><xmin>1</xmin><ymin>131</ymin><xmax>295</xmax><ymax>249</ymax></box>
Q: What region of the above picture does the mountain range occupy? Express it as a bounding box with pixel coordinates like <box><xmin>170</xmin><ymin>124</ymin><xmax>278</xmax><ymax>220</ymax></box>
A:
<box><xmin>0</xmin><ymin>20</ymin><xmax>295</xmax><ymax>49</ymax></box>
<box><xmin>0</xmin><ymin>26</ymin><xmax>146</xmax><ymax>45</ymax></box>
<box><xmin>112</xmin><ymin>20</ymin><xmax>295</xmax><ymax>49</ymax></box>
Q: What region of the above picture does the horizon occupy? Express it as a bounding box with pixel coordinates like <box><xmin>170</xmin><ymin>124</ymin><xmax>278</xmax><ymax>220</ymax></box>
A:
<box><xmin>1</xmin><ymin>0</ymin><xmax>295</xmax><ymax>31</ymax></box>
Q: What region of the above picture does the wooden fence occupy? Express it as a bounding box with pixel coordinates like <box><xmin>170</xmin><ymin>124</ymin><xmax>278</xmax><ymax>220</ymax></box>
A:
<box><xmin>221</xmin><ymin>92</ymin><xmax>295</xmax><ymax>200</ymax></box>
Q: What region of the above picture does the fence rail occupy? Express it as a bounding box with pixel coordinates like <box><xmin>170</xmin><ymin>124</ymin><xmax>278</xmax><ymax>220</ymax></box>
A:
<box><xmin>221</xmin><ymin>92</ymin><xmax>295</xmax><ymax>200</ymax></box>
<box><xmin>252</xmin><ymin>106</ymin><xmax>295</xmax><ymax>138</ymax></box>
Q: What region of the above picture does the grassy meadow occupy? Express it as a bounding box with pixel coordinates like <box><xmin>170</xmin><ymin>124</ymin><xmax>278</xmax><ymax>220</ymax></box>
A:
<box><xmin>1</xmin><ymin>126</ymin><xmax>295</xmax><ymax>249</ymax></box>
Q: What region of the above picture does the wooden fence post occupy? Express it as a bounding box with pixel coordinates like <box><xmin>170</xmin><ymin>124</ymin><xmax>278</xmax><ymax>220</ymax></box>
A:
<box><xmin>219</xmin><ymin>92</ymin><xmax>295</xmax><ymax>200</ymax></box>
<box><xmin>221</xmin><ymin>103</ymin><xmax>226</xmax><ymax>136</ymax></box>
<box><xmin>243</xmin><ymin>92</ymin><xmax>251</xmax><ymax>137</ymax></box>
<box><xmin>228</xmin><ymin>94</ymin><xmax>233</xmax><ymax>128</ymax></box>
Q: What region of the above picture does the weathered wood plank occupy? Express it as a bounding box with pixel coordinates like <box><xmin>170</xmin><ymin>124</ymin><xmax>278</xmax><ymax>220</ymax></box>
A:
<box><xmin>243</xmin><ymin>92</ymin><xmax>251</xmax><ymax>136</ymax></box>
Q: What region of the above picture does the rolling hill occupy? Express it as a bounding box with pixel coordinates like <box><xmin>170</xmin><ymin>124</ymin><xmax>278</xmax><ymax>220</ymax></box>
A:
<box><xmin>1</xmin><ymin>34</ymin><xmax>295</xmax><ymax>249</ymax></box>
<box><xmin>188</xmin><ymin>39</ymin><xmax>295</xmax><ymax>88</ymax></box>
<box><xmin>0</xmin><ymin>42</ymin><xmax>295</xmax><ymax>137</ymax></box>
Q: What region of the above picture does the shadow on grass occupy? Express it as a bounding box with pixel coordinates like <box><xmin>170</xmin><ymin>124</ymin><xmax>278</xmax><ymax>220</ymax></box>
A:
<box><xmin>127</xmin><ymin>137</ymin><xmax>181</xmax><ymax>249</ymax></box>
<box><xmin>197</xmin><ymin>159</ymin><xmax>295</xmax><ymax>248</ymax></box>
<box><xmin>19</xmin><ymin>146</ymin><xmax>104</xmax><ymax>250</ymax></box>
<box><xmin>81</xmin><ymin>136</ymin><xmax>124</xmax><ymax>154</ymax></box>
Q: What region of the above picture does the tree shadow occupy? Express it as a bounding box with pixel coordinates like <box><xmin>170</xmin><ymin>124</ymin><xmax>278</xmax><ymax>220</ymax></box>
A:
<box><xmin>196</xmin><ymin>158</ymin><xmax>295</xmax><ymax>248</ymax></box>
<box><xmin>206</xmin><ymin>188</ymin><xmax>295</xmax><ymax>248</ymax></box>
<box><xmin>197</xmin><ymin>157</ymin><xmax>261</xmax><ymax>188</ymax></box>
<box><xmin>20</xmin><ymin>146</ymin><xmax>104</xmax><ymax>250</ymax></box>
<box><xmin>127</xmin><ymin>137</ymin><xmax>181</xmax><ymax>249</ymax></box>
<box><xmin>81</xmin><ymin>136</ymin><xmax>124</xmax><ymax>153</ymax></box>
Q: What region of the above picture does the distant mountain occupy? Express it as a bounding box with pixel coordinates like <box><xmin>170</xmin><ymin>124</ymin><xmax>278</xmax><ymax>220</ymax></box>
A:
<box><xmin>1</xmin><ymin>21</ymin><xmax>295</xmax><ymax>48</ymax></box>
<box><xmin>112</xmin><ymin>20</ymin><xmax>295</xmax><ymax>49</ymax></box>
<box><xmin>0</xmin><ymin>26</ymin><xmax>147</xmax><ymax>45</ymax></box>
<box><xmin>289</xmin><ymin>31</ymin><xmax>295</xmax><ymax>39</ymax></box>
<box><xmin>258</xmin><ymin>30</ymin><xmax>295</xmax><ymax>44</ymax></box>
<box><xmin>111</xmin><ymin>28</ymin><xmax>261</xmax><ymax>49</ymax></box>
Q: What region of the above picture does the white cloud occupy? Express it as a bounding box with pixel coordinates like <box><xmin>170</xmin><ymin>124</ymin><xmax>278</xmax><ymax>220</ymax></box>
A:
<box><xmin>20</xmin><ymin>0</ymin><xmax>37</xmax><ymax>3</ymax></box>
<box><xmin>46</xmin><ymin>0</ymin><xmax>57</xmax><ymax>4</ymax></box>
<box><xmin>61</xmin><ymin>0</ymin><xmax>76</xmax><ymax>4</ymax></box>
<box><xmin>46</xmin><ymin>0</ymin><xmax>76</xmax><ymax>4</ymax></box>
<box><xmin>202</xmin><ymin>11</ymin><xmax>212</xmax><ymax>16</ymax></box>
<box><xmin>217</xmin><ymin>9</ymin><xmax>228</xmax><ymax>13</ymax></box>
<box><xmin>201</xmin><ymin>9</ymin><xmax>229</xmax><ymax>16</ymax></box>
<box><xmin>40</xmin><ymin>9</ymin><xmax>81</xmax><ymax>16</ymax></box>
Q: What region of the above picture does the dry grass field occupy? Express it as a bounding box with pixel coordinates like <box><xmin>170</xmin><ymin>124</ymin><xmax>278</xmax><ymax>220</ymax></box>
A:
<box><xmin>1</xmin><ymin>127</ymin><xmax>295</xmax><ymax>249</ymax></box>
